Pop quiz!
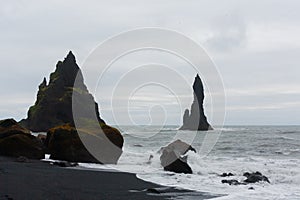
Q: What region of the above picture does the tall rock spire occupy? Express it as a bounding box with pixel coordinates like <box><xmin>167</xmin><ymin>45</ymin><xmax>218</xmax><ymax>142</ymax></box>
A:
<box><xmin>179</xmin><ymin>74</ymin><xmax>212</xmax><ymax>131</ymax></box>
<box><xmin>20</xmin><ymin>51</ymin><xmax>105</xmax><ymax>132</ymax></box>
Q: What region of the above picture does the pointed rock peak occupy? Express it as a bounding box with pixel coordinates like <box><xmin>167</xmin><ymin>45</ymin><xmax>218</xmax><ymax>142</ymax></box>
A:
<box><xmin>193</xmin><ymin>74</ymin><xmax>204</xmax><ymax>92</ymax></box>
<box><xmin>49</xmin><ymin>51</ymin><xmax>80</xmax><ymax>87</ymax></box>
<box><xmin>42</xmin><ymin>77</ymin><xmax>47</xmax><ymax>85</ymax></box>
<box><xmin>194</xmin><ymin>74</ymin><xmax>201</xmax><ymax>84</ymax></box>
<box><xmin>39</xmin><ymin>77</ymin><xmax>47</xmax><ymax>88</ymax></box>
<box><xmin>64</xmin><ymin>50</ymin><xmax>76</xmax><ymax>63</ymax></box>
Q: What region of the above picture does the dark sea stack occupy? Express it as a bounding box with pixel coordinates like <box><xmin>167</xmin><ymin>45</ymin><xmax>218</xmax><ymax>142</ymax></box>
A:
<box><xmin>20</xmin><ymin>51</ymin><xmax>105</xmax><ymax>132</ymax></box>
<box><xmin>46</xmin><ymin>124</ymin><xmax>124</xmax><ymax>164</ymax></box>
<box><xmin>179</xmin><ymin>74</ymin><xmax>212</xmax><ymax>131</ymax></box>
<box><xmin>0</xmin><ymin>118</ymin><xmax>44</xmax><ymax>159</ymax></box>
<box><xmin>160</xmin><ymin>140</ymin><xmax>195</xmax><ymax>174</ymax></box>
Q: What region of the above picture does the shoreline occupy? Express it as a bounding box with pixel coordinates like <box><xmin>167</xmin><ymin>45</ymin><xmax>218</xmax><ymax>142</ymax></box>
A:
<box><xmin>0</xmin><ymin>156</ymin><xmax>219</xmax><ymax>200</ymax></box>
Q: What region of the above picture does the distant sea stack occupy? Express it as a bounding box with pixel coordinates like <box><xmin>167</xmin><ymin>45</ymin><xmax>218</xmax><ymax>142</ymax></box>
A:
<box><xmin>179</xmin><ymin>74</ymin><xmax>212</xmax><ymax>131</ymax></box>
<box><xmin>20</xmin><ymin>51</ymin><xmax>105</xmax><ymax>132</ymax></box>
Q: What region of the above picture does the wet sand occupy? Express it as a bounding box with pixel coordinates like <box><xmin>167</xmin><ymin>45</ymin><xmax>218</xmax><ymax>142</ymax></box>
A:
<box><xmin>0</xmin><ymin>156</ymin><xmax>218</xmax><ymax>200</ymax></box>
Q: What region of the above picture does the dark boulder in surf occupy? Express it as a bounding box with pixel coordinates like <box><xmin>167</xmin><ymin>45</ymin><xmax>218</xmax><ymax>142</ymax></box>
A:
<box><xmin>221</xmin><ymin>171</ymin><xmax>270</xmax><ymax>185</ymax></box>
<box><xmin>243</xmin><ymin>171</ymin><xmax>270</xmax><ymax>183</ymax></box>
<box><xmin>160</xmin><ymin>140</ymin><xmax>195</xmax><ymax>174</ymax></box>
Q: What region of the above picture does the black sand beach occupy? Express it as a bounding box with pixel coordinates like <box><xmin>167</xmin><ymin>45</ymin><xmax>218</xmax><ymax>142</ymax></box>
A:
<box><xmin>0</xmin><ymin>156</ymin><xmax>217</xmax><ymax>200</ymax></box>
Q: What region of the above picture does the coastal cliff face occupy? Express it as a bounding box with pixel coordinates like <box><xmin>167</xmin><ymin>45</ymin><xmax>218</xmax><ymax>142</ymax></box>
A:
<box><xmin>20</xmin><ymin>51</ymin><xmax>105</xmax><ymax>132</ymax></box>
<box><xmin>179</xmin><ymin>74</ymin><xmax>212</xmax><ymax>131</ymax></box>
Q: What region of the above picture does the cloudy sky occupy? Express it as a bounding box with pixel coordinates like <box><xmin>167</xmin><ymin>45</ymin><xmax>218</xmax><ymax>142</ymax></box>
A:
<box><xmin>1</xmin><ymin>0</ymin><xmax>300</xmax><ymax>125</ymax></box>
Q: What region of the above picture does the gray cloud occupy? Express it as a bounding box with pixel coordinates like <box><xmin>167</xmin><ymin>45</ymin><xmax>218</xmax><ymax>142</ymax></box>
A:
<box><xmin>0</xmin><ymin>0</ymin><xmax>300</xmax><ymax>125</ymax></box>
<box><xmin>205</xmin><ymin>11</ymin><xmax>247</xmax><ymax>52</ymax></box>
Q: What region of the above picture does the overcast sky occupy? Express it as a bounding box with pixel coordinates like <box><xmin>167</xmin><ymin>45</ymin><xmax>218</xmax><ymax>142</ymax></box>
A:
<box><xmin>1</xmin><ymin>0</ymin><xmax>300</xmax><ymax>125</ymax></box>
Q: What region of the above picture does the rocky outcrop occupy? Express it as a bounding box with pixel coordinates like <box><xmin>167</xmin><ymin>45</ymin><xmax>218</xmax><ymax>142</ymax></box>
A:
<box><xmin>221</xmin><ymin>171</ymin><xmax>270</xmax><ymax>185</ymax></box>
<box><xmin>46</xmin><ymin>124</ymin><xmax>124</xmax><ymax>164</ymax></box>
<box><xmin>0</xmin><ymin>119</ymin><xmax>44</xmax><ymax>159</ymax></box>
<box><xmin>0</xmin><ymin>118</ymin><xmax>30</xmax><ymax>138</ymax></box>
<box><xmin>220</xmin><ymin>172</ymin><xmax>234</xmax><ymax>177</ymax></box>
<box><xmin>20</xmin><ymin>51</ymin><xmax>105</xmax><ymax>132</ymax></box>
<box><xmin>221</xmin><ymin>179</ymin><xmax>243</xmax><ymax>185</ymax></box>
<box><xmin>160</xmin><ymin>140</ymin><xmax>196</xmax><ymax>174</ymax></box>
<box><xmin>179</xmin><ymin>74</ymin><xmax>212</xmax><ymax>131</ymax></box>
<box><xmin>243</xmin><ymin>171</ymin><xmax>270</xmax><ymax>184</ymax></box>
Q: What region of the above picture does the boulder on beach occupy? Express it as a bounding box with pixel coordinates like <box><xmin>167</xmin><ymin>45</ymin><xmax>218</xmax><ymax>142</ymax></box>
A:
<box><xmin>0</xmin><ymin>119</ymin><xmax>44</xmax><ymax>159</ymax></box>
<box><xmin>160</xmin><ymin>140</ymin><xmax>195</xmax><ymax>174</ymax></box>
<box><xmin>46</xmin><ymin>123</ymin><xmax>124</xmax><ymax>164</ymax></box>
<box><xmin>179</xmin><ymin>74</ymin><xmax>212</xmax><ymax>131</ymax></box>
<box><xmin>0</xmin><ymin>118</ymin><xmax>30</xmax><ymax>138</ymax></box>
<box><xmin>20</xmin><ymin>51</ymin><xmax>105</xmax><ymax>132</ymax></box>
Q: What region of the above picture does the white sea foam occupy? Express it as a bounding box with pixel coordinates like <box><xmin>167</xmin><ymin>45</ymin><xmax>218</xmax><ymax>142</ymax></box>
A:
<box><xmin>71</xmin><ymin>126</ymin><xmax>300</xmax><ymax>199</ymax></box>
<box><xmin>78</xmin><ymin>150</ymin><xmax>300</xmax><ymax>200</ymax></box>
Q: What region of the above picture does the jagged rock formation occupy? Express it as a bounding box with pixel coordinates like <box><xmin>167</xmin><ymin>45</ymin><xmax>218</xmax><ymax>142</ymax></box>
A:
<box><xmin>20</xmin><ymin>51</ymin><xmax>105</xmax><ymax>132</ymax></box>
<box><xmin>16</xmin><ymin>51</ymin><xmax>124</xmax><ymax>164</ymax></box>
<box><xmin>0</xmin><ymin>119</ymin><xmax>44</xmax><ymax>159</ymax></box>
<box><xmin>179</xmin><ymin>74</ymin><xmax>212</xmax><ymax>131</ymax></box>
<box><xmin>160</xmin><ymin>140</ymin><xmax>196</xmax><ymax>174</ymax></box>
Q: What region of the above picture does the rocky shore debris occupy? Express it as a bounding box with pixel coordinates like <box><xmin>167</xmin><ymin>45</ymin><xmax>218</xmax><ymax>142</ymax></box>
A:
<box><xmin>221</xmin><ymin>171</ymin><xmax>270</xmax><ymax>185</ymax></box>
<box><xmin>50</xmin><ymin>160</ymin><xmax>78</xmax><ymax>168</ymax></box>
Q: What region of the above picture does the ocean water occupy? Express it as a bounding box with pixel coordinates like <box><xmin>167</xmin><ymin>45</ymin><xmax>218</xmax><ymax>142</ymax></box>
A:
<box><xmin>78</xmin><ymin>126</ymin><xmax>300</xmax><ymax>200</ymax></box>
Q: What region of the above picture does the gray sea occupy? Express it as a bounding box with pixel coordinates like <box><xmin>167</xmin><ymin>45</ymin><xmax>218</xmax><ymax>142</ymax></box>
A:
<box><xmin>78</xmin><ymin>125</ymin><xmax>300</xmax><ymax>199</ymax></box>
